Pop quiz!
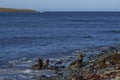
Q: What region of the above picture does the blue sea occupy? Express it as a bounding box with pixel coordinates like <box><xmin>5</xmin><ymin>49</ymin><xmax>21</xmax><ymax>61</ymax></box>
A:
<box><xmin>0</xmin><ymin>12</ymin><xmax>120</xmax><ymax>79</ymax></box>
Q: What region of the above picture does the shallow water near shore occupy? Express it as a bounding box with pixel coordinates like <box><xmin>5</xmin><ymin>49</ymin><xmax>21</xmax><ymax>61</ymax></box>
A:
<box><xmin>0</xmin><ymin>12</ymin><xmax>120</xmax><ymax>79</ymax></box>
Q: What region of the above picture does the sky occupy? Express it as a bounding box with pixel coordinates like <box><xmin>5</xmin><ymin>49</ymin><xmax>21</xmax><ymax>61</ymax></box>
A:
<box><xmin>0</xmin><ymin>0</ymin><xmax>120</xmax><ymax>11</ymax></box>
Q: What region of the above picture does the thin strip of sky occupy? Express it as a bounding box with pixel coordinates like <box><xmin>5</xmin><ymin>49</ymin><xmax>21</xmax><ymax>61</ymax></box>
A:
<box><xmin>0</xmin><ymin>0</ymin><xmax>120</xmax><ymax>11</ymax></box>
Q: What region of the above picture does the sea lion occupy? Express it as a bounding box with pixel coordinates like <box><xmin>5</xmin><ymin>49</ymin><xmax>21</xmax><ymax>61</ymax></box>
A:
<box><xmin>43</xmin><ymin>59</ymin><xmax>49</xmax><ymax>68</ymax></box>
<box><xmin>69</xmin><ymin>54</ymin><xmax>83</xmax><ymax>68</ymax></box>
<box><xmin>32</xmin><ymin>58</ymin><xmax>43</xmax><ymax>70</ymax></box>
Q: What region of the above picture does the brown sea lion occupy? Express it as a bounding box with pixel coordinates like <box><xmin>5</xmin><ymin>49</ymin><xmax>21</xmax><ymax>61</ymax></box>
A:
<box><xmin>43</xmin><ymin>59</ymin><xmax>49</xmax><ymax>68</ymax></box>
<box><xmin>69</xmin><ymin>54</ymin><xmax>83</xmax><ymax>68</ymax></box>
<box><xmin>32</xmin><ymin>58</ymin><xmax>43</xmax><ymax>70</ymax></box>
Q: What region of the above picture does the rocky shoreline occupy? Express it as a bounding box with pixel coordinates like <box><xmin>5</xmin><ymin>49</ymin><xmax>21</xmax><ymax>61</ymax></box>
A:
<box><xmin>36</xmin><ymin>47</ymin><xmax>120</xmax><ymax>80</ymax></box>
<box><xmin>1</xmin><ymin>46</ymin><xmax>119</xmax><ymax>80</ymax></box>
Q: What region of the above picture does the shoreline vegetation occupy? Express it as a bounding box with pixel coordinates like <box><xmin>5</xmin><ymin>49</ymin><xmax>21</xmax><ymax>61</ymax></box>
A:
<box><xmin>0</xmin><ymin>8</ymin><xmax>36</xmax><ymax>12</ymax></box>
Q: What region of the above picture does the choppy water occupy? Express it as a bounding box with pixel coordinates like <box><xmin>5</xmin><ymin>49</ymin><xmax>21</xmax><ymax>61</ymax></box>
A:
<box><xmin>0</xmin><ymin>12</ymin><xmax>120</xmax><ymax>79</ymax></box>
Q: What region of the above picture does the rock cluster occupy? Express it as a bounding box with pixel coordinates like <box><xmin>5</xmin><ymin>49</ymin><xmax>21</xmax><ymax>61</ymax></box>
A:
<box><xmin>32</xmin><ymin>47</ymin><xmax>120</xmax><ymax>80</ymax></box>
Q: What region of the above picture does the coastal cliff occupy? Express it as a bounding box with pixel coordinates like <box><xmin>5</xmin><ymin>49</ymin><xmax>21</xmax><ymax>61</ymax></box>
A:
<box><xmin>0</xmin><ymin>8</ymin><xmax>36</xmax><ymax>12</ymax></box>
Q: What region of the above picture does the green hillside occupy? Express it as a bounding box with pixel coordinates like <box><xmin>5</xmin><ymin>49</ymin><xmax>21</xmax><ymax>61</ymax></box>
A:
<box><xmin>0</xmin><ymin>8</ymin><xmax>36</xmax><ymax>12</ymax></box>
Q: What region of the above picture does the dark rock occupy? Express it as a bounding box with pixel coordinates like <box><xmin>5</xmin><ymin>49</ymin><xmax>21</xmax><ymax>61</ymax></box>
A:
<box><xmin>59</xmin><ymin>65</ymin><xmax>65</xmax><ymax>68</ymax></box>
<box><xmin>71</xmin><ymin>75</ymin><xmax>87</xmax><ymax>80</ymax></box>
<box><xmin>87</xmin><ymin>74</ymin><xmax>104</xmax><ymax>80</ymax></box>
<box><xmin>48</xmin><ymin>65</ymin><xmax>62</xmax><ymax>72</ymax></box>
<box><xmin>55</xmin><ymin>61</ymin><xmax>62</xmax><ymax>65</ymax></box>
<box><xmin>58</xmin><ymin>72</ymin><xmax>63</xmax><ymax>76</ymax></box>
<box><xmin>94</xmin><ymin>54</ymin><xmax>120</xmax><ymax>69</ymax></box>
<box><xmin>39</xmin><ymin>75</ymin><xmax>47</xmax><ymax>78</ymax></box>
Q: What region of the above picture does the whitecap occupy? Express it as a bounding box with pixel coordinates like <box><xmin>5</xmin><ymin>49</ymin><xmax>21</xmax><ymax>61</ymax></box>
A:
<box><xmin>23</xmin><ymin>69</ymin><xmax>32</xmax><ymax>74</ymax></box>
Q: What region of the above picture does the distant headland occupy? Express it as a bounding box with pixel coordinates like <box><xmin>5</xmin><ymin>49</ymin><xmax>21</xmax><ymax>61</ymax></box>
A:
<box><xmin>0</xmin><ymin>8</ymin><xmax>36</xmax><ymax>12</ymax></box>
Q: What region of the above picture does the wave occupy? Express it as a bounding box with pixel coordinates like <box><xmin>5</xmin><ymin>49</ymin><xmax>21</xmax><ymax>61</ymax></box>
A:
<box><xmin>62</xmin><ymin>19</ymin><xmax>120</xmax><ymax>24</ymax></box>
<box><xmin>0</xmin><ymin>36</ymin><xmax>51</xmax><ymax>45</ymax></box>
<box><xmin>101</xmin><ymin>30</ymin><xmax>120</xmax><ymax>34</ymax></box>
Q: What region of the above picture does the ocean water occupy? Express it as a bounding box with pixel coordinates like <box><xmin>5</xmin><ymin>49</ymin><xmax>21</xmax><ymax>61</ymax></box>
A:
<box><xmin>0</xmin><ymin>12</ymin><xmax>120</xmax><ymax>79</ymax></box>
<box><xmin>1</xmin><ymin>12</ymin><xmax>120</xmax><ymax>63</ymax></box>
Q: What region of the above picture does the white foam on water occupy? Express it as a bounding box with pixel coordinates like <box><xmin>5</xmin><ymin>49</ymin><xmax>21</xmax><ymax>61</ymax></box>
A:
<box><xmin>27</xmin><ymin>60</ymin><xmax>32</xmax><ymax>63</ymax></box>
<box><xmin>23</xmin><ymin>69</ymin><xmax>32</xmax><ymax>74</ymax></box>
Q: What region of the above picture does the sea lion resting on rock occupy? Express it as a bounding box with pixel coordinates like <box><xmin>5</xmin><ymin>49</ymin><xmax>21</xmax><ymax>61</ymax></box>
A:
<box><xmin>43</xmin><ymin>59</ymin><xmax>49</xmax><ymax>68</ymax></box>
<box><xmin>32</xmin><ymin>58</ymin><xmax>43</xmax><ymax>70</ymax></box>
<box><xmin>69</xmin><ymin>54</ymin><xmax>83</xmax><ymax>68</ymax></box>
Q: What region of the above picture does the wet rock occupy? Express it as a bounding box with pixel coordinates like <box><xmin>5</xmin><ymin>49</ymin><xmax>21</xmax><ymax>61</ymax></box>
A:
<box><xmin>109</xmin><ymin>46</ymin><xmax>118</xmax><ymax>53</ymax></box>
<box><xmin>55</xmin><ymin>60</ymin><xmax>62</xmax><ymax>65</ymax></box>
<box><xmin>59</xmin><ymin>65</ymin><xmax>65</xmax><ymax>68</ymax></box>
<box><xmin>32</xmin><ymin>58</ymin><xmax>43</xmax><ymax>70</ymax></box>
<box><xmin>94</xmin><ymin>59</ymin><xmax>109</xmax><ymax>69</ymax></box>
<box><xmin>94</xmin><ymin>54</ymin><xmax>120</xmax><ymax>69</ymax></box>
<box><xmin>71</xmin><ymin>75</ymin><xmax>87</xmax><ymax>80</ymax></box>
<box><xmin>71</xmin><ymin>74</ymin><xmax>104</xmax><ymax>80</ymax></box>
<box><xmin>108</xmin><ymin>54</ymin><xmax>120</xmax><ymax>64</ymax></box>
<box><xmin>115</xmin><ymin>64</ymin><xmax>120</xmax><ymax>69</ymax></box>
<box><xmin>100</xmin><ymin>49</ymin><xmax>109</xmax><ymax>55</ymax></box>
<box><xmin>103</xmin><ymin>70</ymin><xmax>120</xmax><ymax>79</ymax></box>
<box><xmin>87</xmin><ymin>74</ymin><xmax>104</xmax><ymax>80</ymax></box>
<box><xmin>58</xmin><ymin>72</ymin><xmax>63</xmax><ymax>76</ymax></box>
<box><xmin>39</xmin><ymin>75</ymin><xmax>47</xmax><ymax>78</ymax></box>
<box><xmin>48</xmin><ymin>65</ymin><xmax>61</xmax><ymax>72</ymax></box>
